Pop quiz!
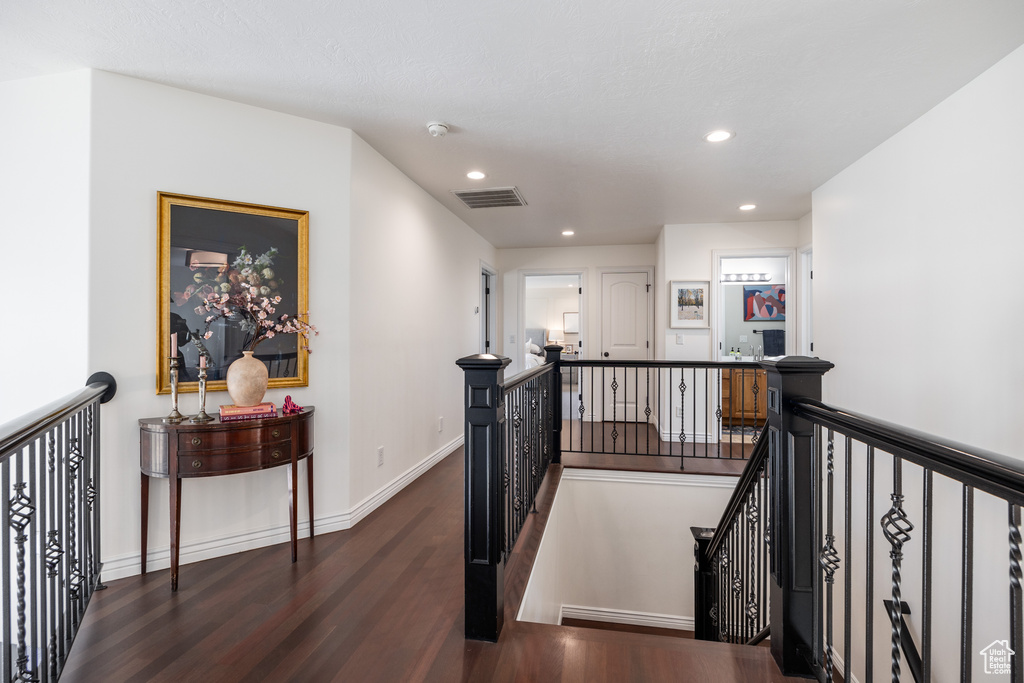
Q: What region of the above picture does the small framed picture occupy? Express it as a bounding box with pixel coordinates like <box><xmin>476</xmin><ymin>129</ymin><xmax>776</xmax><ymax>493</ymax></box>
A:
<box><xmin>670</xmin><ymin>281</ymin><xmax>709</xmax><ymax>328</ymax></box>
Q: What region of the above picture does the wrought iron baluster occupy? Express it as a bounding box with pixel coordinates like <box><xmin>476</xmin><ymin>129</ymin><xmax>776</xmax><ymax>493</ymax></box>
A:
<box><xmin>881</xmin><ymin>456</ymin><xmax>914</xmax><ymax>683</ymax></box>
<box><xmin>10</xmin><ymin>474</ymin><xmax>37</xmax><ymax>683</ymax></box>
<box><xmin>678</xmin><ymin>370</ymin><xmax>687</xmax><ymax>470</ymax></box>
<box><xmin>819</xmin><ymin>430</ymin><xmax>840</xmax><ymax>682</ymax></box>
<box><xmin>610</xmin><ymin>369</ymin><xmax>619</xmax><ymax>451</ymax></box>
<box><xmin>865</xmin><ymin>445</ymin><xmax>875</xmax><ymax>682</ymax></box>
<box><xmin>747</xmin><ymin>485</ymin><xmax>759</xmax><ymax>637</ymax></box>
<box><xmin>922</xmin><ymin>469</ymin><xmax>933</xmax><ymax>683</ymax></box>
<box><xmin>844</xmin><ymin>437</ymin><xmax>853</xmax><ymax>683</ymax></box>
<box><xmin>716</xmin><ymin>370</ymin><xmax>722</xmax><ymax>458</ymax></box>
<box><xmin>961</xmin><ymin>485</ymin><xmax>974</xmax><ymax>683</ymax></box>
<box><xmin>750</xmin><ymin>370</ymin><xmax>760</xmax><ymax>445</ymax></box>
<box><xmin>644</xmin><ymin>367</ymin><xmax>652</xmax><ymax>454</ymax></box>
<box><xmin>1011</xmin><ymin>503</ymin><xmax>1023</xmax><ymax>683</ymax></box>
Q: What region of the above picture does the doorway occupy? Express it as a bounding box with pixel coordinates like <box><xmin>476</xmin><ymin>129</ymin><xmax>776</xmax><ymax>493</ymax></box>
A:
<box><xmin>712</xmin><ymin>251</ymin><xmax>795</xmax><ymax>359</ymax></box>
<box><xmin>480</xmin><ymin>265</ymin><xmax>496</xmax><ymax>355</ymax></box>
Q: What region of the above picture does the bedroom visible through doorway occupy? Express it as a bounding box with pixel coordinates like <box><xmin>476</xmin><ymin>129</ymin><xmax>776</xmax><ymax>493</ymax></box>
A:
<box><xmin>522</xmin><ymin>274</ymin><xmax>581</xmax><ymax>370</ymax></box>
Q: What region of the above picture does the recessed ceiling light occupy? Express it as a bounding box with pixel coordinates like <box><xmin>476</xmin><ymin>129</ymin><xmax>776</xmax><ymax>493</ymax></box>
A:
<box><xmin>704</xmin><ymin>130</ymin><xmax>733</xmax><ymax>142</ymax></box>
<box><xmin>739</xmin><ymin>204</ymin><xmax>757</xmax><ymax>211</ymax></box>
<box><xmin>466</xmin><ymin>171</ymin><xmax>486</xmax><ymax>180</ymax></box>
<box><xmin>562</xmin><ymin>230</ymin><xmax>575</xmax><ymax>236</ymax></box>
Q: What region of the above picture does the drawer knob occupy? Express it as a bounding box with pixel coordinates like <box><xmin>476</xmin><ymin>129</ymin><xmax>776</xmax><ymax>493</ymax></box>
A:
<box><xmin>272</xmin><ymin>449</ymin><xmax>283</xmax><ymax>459</ymax></box>
<box><xmin>272</xmin><ymin>429</ymin><xmax>281</xmax><ymax>438</ymax></box>
<box><xmin>192</xmin><ymin>459</ymin><xmax>203</xmax><ymax>469</ymax></box>
<box><xmin>191</xmin><ymin>437</ymin><xmax>202</xmax><ymax>446</ymax></box>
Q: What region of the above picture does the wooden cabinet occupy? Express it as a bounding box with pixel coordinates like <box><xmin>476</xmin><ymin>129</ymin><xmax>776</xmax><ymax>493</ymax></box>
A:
<box><xmin>721</xmin><ymin>368</ymin><xmax>767</xmax><ymax>426</ymax></box>
<box><xmin>139</xmin><ymin>408</ymin><xmax>315</xmax><ymax>590</ymax></box>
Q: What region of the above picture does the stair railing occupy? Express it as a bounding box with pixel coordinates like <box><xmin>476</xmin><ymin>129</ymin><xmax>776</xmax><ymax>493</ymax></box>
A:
<box><xmin>694</xmin><ymin>356</ymin><xmax>1024</xmax><ymax>683</ymax></box>
<box><xmin>0</xmin><ymin>373</ymin><xmax>116</xmax><ymax>682</ymax></box>
<box><xmin>457</xmin><ymin>346</ymin><xmax>561</xmax><ymax>641</ymax></box>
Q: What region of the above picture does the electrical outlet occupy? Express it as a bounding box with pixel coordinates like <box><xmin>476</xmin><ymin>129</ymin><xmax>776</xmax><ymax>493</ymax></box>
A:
<box><xmin>675</xmin><ymin>333</ymin><xmax>685</xmax><ymax>345</ymax></box>
<box><xmin>438</xmin><ymin>416</ymin><xmax>444</xmax><ymax>433</ymax></box>
<box><xmin>509</xmin><ymin>334</ymin><xmax>516</xmax><ymax>345</ymax></box>
<box><xmin>377</xmin><ymin>446</ymin><xmax>384</xmax><ymax>467</ymax></box>
<box><xmin>739</xmin><ymin>334</ymin><xmax>748</xmax><ymax>343</ymax></box>
<box><xmin>676</xmin><ymin>407</ymin><xmax>682</xmax><ymax>417</ymax></box>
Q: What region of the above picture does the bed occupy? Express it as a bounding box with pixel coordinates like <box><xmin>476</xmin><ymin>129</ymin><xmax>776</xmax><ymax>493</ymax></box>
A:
<box><xmin>524</xmin><ymin>327</ymin><xmax>546</xmax><ymax>368</ymax></box>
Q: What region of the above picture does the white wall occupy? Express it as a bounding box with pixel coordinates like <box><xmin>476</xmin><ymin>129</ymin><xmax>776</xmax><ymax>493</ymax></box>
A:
<box><xmin>658</xmin><ymin>221</ymin><xmax>799</xmax><ymax>362</ymax></box>
<box><xmin>0</xmin><ymin>71</ymin><xmax>92</xmax><ymax>418</ymax></box>
<box><xmin>497</xmin><ymin>244</ymin><xmax>656</xmax><ymax>374</ymax></box>
<box><xmin>518</xmin><ymin>469</ymin><xmax>736</xmax><ymax>629</ymax></box>
<box><xmin>349</xmin><ymin>134</ymin><xmax>495</xmax><ymax>510</ymax></box>
<box><xmin>2</xmin><ymin>69</ymin><xmax>495</xmax><ymax>581</ymax></box>
<box><xmin>87</xmin><ymin>70</ymin><xmax>354</xmax><ymax>577</ymax></box>
<box><xmin>813</xmin><ymin>43</ymin><xmax>1024</xmax><ymax>682</ymax></box>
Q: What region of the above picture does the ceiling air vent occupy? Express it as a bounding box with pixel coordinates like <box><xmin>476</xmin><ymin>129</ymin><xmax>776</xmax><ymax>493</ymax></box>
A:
<box><xmin>451</xmin><ymin>186</ymin><xmax>527</xmax><ymax>209</ymax></box>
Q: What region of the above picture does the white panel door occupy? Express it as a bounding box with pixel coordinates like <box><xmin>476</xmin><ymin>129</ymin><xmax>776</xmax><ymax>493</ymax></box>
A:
<box><xmin>601</xmin><ymin>272</ymin><xmax>651</xmax><ymax>421</ymax></box>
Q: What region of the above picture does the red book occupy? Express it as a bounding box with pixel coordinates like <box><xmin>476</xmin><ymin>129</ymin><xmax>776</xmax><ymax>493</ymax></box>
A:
<box><xmin>220</xmin><ymin>402</ymin><xmax>276</xmax><ymax>417</ymax></box>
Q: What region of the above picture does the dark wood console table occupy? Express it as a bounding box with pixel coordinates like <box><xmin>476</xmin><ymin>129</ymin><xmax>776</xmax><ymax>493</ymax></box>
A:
<box><xmin>139</xmin><ymin>407</ymin><xmax>314</xmax><ymax>590</ymax></box>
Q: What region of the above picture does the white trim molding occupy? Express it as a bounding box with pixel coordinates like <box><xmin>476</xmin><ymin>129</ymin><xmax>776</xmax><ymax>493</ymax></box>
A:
<box><xmin>561</xmin><ymin>467</ymin><xmax>739</xmax><ymax>488</ymax></box>
<box><xmin>559</xmin><ymin>604</ymin><xmax>694</xmax><ymax>633</ymax></box>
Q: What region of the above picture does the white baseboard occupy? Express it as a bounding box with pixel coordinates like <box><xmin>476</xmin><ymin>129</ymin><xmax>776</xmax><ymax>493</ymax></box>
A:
<box><xmin>559</xmin><ymin>604</ymin><xmax>694</xmax><ymax>632</ymax></box>
<box><xmin>101</xmin><ymin>436</ymin><xmax>464</xmax><ymax>581</ymax></box>
<box><xmin>562</xmin><ymin>467</ymin><xmax>739</xmax><ymax>488</ymax></box>
<box><xmin>658</xmin><ymin>429</ymin><xmax>717</xmax><ymax>443</ymax></box>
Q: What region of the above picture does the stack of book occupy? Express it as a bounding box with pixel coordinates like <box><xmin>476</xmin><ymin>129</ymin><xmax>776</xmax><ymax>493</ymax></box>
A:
<box><xmin>219</xmin><ymin>403</ymin><xmax>277</xmax><ymax>422</ymax></box>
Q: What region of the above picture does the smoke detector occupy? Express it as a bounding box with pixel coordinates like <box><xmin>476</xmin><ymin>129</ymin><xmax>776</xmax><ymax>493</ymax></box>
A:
<box><xmin>427</xmin><ymin>121</ymin><xmax>449</xmax><ymax>137</ymax></box>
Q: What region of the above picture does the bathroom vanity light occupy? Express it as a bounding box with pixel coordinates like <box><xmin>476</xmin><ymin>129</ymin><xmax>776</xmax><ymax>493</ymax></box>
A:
<box><xmin>722</xmin><ymin>273</ymin><xmax>771</xmax><ymax>282</ymax></box>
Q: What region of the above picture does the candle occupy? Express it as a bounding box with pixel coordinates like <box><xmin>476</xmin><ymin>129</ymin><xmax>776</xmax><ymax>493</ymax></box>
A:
<box><xmin>170</xmin><ymin>331</ymin><xmax>177</xmax><ymax>357</ymax></box>
<box><xmin>200</xmin><ymin>354</ymin><xmax>207</xmax><ymax>369</ymax></box>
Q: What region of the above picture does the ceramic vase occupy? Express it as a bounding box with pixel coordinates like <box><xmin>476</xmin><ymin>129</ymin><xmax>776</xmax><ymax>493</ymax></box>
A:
<box><xmin>226</xmin><ymin>351</ymin><xmax>269</xmax><ymax>406</ymax></box>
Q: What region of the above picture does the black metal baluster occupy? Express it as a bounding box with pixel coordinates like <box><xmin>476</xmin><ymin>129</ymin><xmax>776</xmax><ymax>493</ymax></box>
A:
<box><xmin>750</xmin><ymin>370</ymin><xmax>760</xmax><ymax>447</ymax></box>
<box><xmin>716</xmin><ymin>369</ymin><xmax>722</xmax><ymax>458</ymax></box>
<box><xmin>610</xmin><ymin>368</ymin><xmax>618</xmax><ymax>453</ymax></box>
<box><xmin>881</xmin><ymin>456</ymin><xmax>913</xmax><ymax>683</ymax></box>
<box><xmin>865</xmin><ymin>445</ymin><xmax>875</xmax><ymax>683</ymax></box>
<box><xmin>31</xmin><ymin>437</ymin><xmax>45</xmax><ymax>682</ymax></box>
<box><xmin>844</xmin><ymin>437</ymin><xmax>852</xmax><ymax>683</ymax></box>
<box><xmin>46</xmin><ymin>428</ymin><xmax>62</xmax><ymax>682</ymax></box>
<box><xmin>961</xmin><ymin>485</ymin><xmax>974</xmax><ymax>683</ymax></box>
<box><xmin>1011</xmin><ymin>503</ymin><xmax>1023</xmax><ymax>683</ymax></box>
<box><xmin>747</xmin><ymin>481</ymin><xmax>759</xmax><ymax>641</ymax></box>
<box><xmin>819</xmin><ymin>430</ymin><xmax>840</xmax><ymax>683</ymax></box>
<box><xmin>703</xmin><ymin>369</ymin><xmax>709</xmax><ymax>459</ymax></box>
<box><xmin>922</xmin><ymin>469</ymin><xmax>933</xmax><ymax>683</ymax></box>
<box><xmin>678</xmin><ymin>369</ymin><xmax>686</xmax><ymax>470</ymax></box>
<box><xmin>11</xmin><ymin>455</ymin><xmax>36</xmax><ymax>682</ymax></box>
<box><xmin>644</xmin><ymin>367</ymin><xmax>652</xmax><ymax>455</ymax></box>
<box><xmin>633</xmin><ymin>366</ymin><xmax>639</xmax><ymax>455</ymax></box>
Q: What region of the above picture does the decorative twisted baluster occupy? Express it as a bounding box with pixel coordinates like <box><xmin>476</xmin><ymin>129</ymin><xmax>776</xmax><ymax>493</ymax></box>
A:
<box><xmin>747</xmin><ymin>494</ymin><xmax>760</xmax><ymax>627</ymax></box>
<box><xmin>10</xmin><ymin>482</ymin><xmax>37</xmax><ymax>682</ymax></box>
<box><xmin>819</xmin><ymin>432</ymin><xmax>840</xmax><ymax>682</ymax></box>
<box><xmin>1011</xmin><ymin>503</ymin><xmax>1023</xmax><ymax>683</ymax></box>
<box><xmin>881</xmin><ymin>457</ymin><xmax>914</xmax><ymax>682</ymax></box>
<box><xmin>68</xmin><ymin>435</ymin><xmax>82</xmax><ymax>600</ymax></box>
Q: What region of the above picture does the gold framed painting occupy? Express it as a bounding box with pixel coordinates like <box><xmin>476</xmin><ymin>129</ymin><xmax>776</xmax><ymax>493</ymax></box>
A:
<box><xmin>157</xmin><ymin>192</ymin><xmax>310</xmax><ymax>395</ymax></box>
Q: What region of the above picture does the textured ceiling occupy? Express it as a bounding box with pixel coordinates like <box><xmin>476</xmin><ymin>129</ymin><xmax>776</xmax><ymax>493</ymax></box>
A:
<box><xmin>3</xmin><ymin>1</ymin><xmax>1024</xmax><ymax>248</ymax></box>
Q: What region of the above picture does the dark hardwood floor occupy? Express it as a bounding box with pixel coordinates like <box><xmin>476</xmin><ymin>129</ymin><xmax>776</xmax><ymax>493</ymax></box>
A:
<box><xmin>62</xmin><ymin>449</ymin><xmax>795</xmax><ymax>682</ymax></box>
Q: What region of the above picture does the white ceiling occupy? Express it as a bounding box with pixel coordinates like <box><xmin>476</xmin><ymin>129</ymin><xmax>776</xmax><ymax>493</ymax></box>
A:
<box><xmin>3</xmin><ymin>1</ymin><xmax>1023</xmax><ymax>249</ymax></box>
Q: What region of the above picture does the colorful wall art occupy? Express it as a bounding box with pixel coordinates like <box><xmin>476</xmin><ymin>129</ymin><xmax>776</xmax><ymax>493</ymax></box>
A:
<box><xmin>743</xmin><ymin>284</ymin><xmax>786</xmax><ymax>321</ymax></box>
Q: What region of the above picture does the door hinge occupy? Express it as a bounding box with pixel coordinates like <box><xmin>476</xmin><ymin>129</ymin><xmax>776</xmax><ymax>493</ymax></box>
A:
<box><xmin>810</xmin><ymin>271</ymin><xmax>813</xmax><ymax>280</ymax></box>
<box><xmin>579</xmin><ymin>340</ymin><xmax>583</xmax><ymax>348</ymax></box>
<box><xmin>810</xmin><ymin>342</ymin><xmax>814</xmax><ymax>352</ymax></box>
<box><xmin>486</xmin><ymin>287</ymin><xmax>490</xmax><ymax>294</ymax></box>
<box><xmin>646</xmin><ymin>283</ymin><xmax>651</xmax><ymax>292</ymax></box>
<box><xmin>579</xmin><ymin>287</ymin><xmax>582</xmax><ymax>294</ymax></box>
<box><xmin>646</xmin><ymin>341</ymin><xmax>649</xmax><ymax>348</ymax></box>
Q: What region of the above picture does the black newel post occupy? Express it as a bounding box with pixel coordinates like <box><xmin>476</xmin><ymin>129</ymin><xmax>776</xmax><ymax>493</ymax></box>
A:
<box><xmin>691</xmin><ymin>526</ymin><xmax>716</xmax><ymax>640</ymax></box>
<box><xmin>456</xmin><ymin>354</ymin><xmax>511</xmax><ymax>641</ymax></box>
<box><xmin>763</xmin><ymin>356</ymin><xmax>834</xmax><ymax>676</ymax></box>
<box><xmin>544</xmin><ymin>345</ymin><xmax>563</xmax><ymax>465</ymax></box>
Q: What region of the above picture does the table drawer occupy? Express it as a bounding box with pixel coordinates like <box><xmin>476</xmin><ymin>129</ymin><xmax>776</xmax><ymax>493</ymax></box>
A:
<box><xmin>178</xmin><ymin>445</ymin><xmax>290</xmax><ymax>475</ymax></box>
<box><xmin>177</xmin><ymin>423</ymin><xmax>291</xmax><ymax>452</ymax></box>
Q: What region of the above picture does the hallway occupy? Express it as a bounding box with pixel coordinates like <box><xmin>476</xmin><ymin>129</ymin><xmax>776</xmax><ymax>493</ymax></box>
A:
<box><xmin>62</xmin><ymin>450</ymin><xmax>794</xmax><ymax>682</ymax></box>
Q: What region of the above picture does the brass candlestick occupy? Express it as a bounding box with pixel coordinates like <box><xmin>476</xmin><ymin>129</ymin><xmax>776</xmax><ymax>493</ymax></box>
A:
<box><xmin>190</xmin><ymin>362</ymin><xmax>214</xmax><ymax>423</ymax></box>
<box><xmin>163</xmin><ymin>357</ymin><xmax>185</xmax><ymax>423</ymax></box>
